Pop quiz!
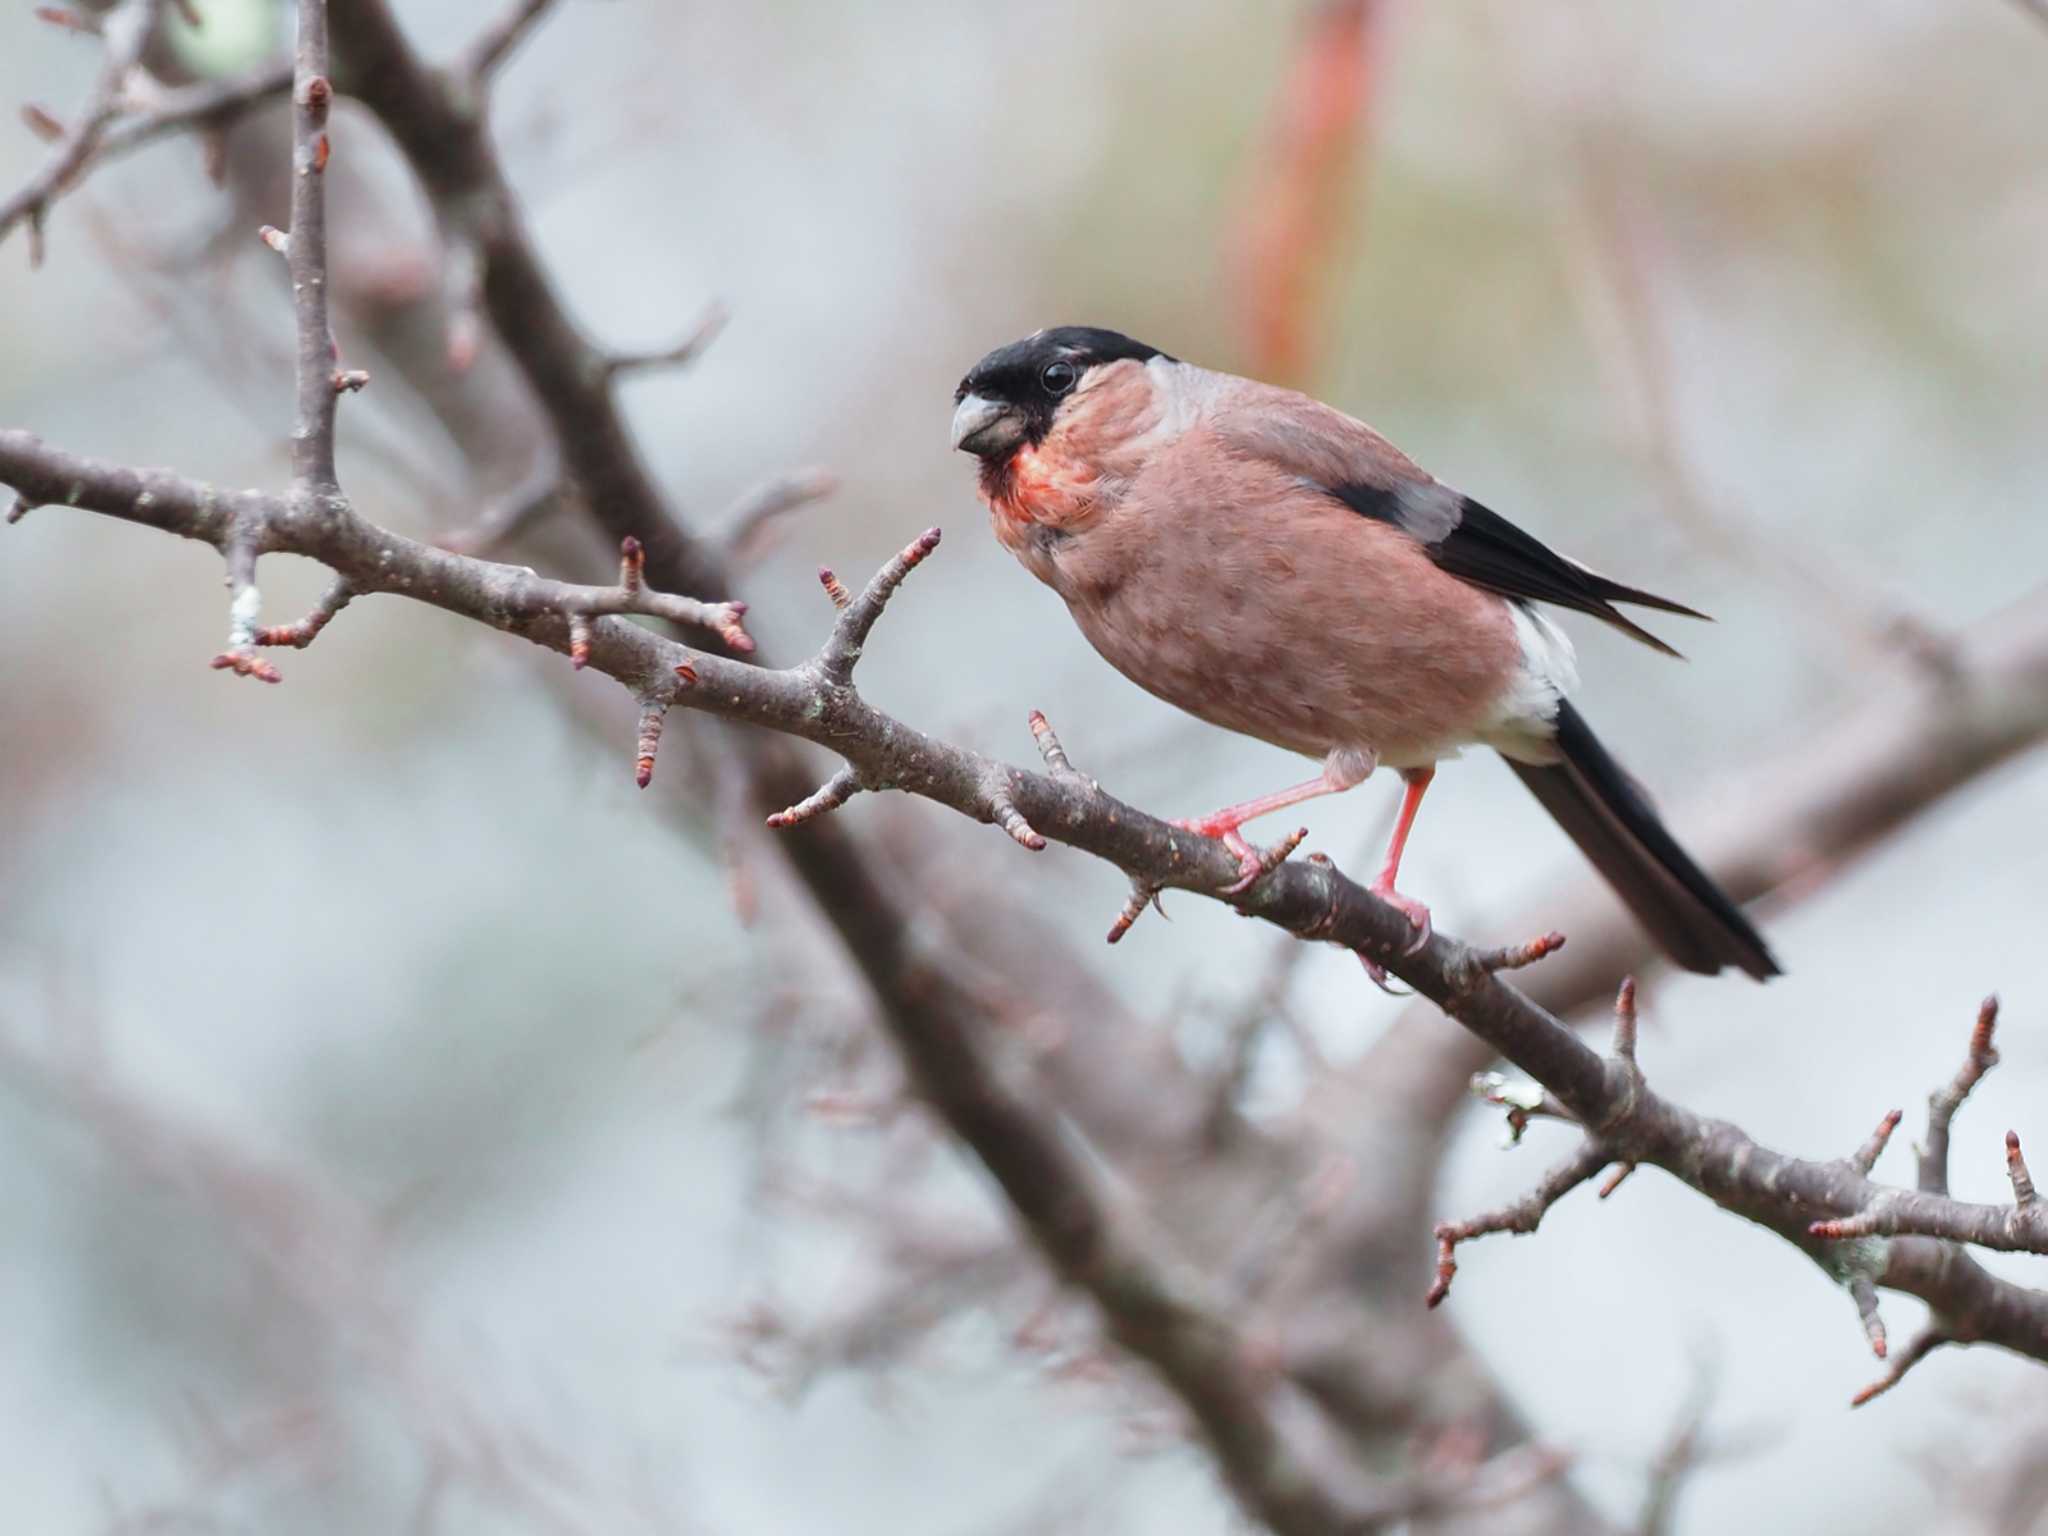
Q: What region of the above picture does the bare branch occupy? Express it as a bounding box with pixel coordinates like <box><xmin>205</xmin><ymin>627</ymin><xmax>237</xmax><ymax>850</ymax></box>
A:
<box><xmin>1426</xmin><ymin>1140</ymin><xmax>1611</xmax><ymax>1309</ymax></box>
<box><xmin>817</xmin><ymin>526</ymin><xmax>941</xmax><ymax>685</ymax></box>
<box><xmin>724</xmin><ymin>470</ymin><xmax>836</xmax><ymax>566</ymax></box>
<box><xmin>97</xmin><ymin>61</ymin><xmax>294</xmax><ymax>159</ymax></box>
<box><xmin>286</xmin><ymin>23</ymin><xmax>340</xmax><ymax>494</ymax></box>
<box><xmin>10</xmin><ymin>421</ymin><xmax>2048</xmax><ymax>1415</ymax></box>
<box><xmin>1850</xmin><ymin>1326</ymin><xmax>1950</xmax><ymax>1408</ymax></box>
<box><xmin>0</xmin><ymin>0</ymin><xmax>164</xmax><ymax>266</ymax></box>
<box><xmin>1806</xmin><ymin>1000</ymin><xmax>2047</xmax><ymax>1253</ymax></box>
<box><xmin>253</xmin><ymin>577</ymin><xmax>354</xmax><ymax>650</ymax></box>
<box><xmin>458</xmin><ymin>0</ymin><xmax>563</xmax><ymax>85</ymax></box>
<box><xmin>558</xmin><ymin>537</ymin><xmax>753</xmax><ymax>654</ymax></box>
<box><xmin>1922</xmin><ymin>996</ymin><xmax>2001</xmax><ymax>1194</ymax></box>
<box><xmin>601</xmin><ymin>302</ymin><xmax>730</xmax><ymax>383</ymax></box>
<box><xmin>435</xmin><ymin>454</ymin><xmax>564</xmax><ymax>556</ymax></box>
<box><xmin>765</xmin><ymin>767</ymin><xmax>864</xmax><ymax>830</ymax></box>
<box><xmin>1472</xmin><ymin>930</ymin><xmax>1568</xmax><ymax>975</ymax></box>
<box><xmin>1849</xmin><ymin>1108</ymin><xmax>1904</xmax><ymax>1177</ymax></box>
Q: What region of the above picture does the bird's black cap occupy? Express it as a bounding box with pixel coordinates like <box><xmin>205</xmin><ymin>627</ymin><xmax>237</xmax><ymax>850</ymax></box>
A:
<box><xmin>952</xmin><ymin>327</ymin><xmax>1173</xmax><ymax>454</ymax></box>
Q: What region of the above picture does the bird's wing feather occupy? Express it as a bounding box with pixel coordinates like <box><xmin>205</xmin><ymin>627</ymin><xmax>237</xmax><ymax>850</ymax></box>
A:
<box><xmin>1204</xmin><ymin>378</ymin><xmax>1705</xmax><ymax>658</ymax></box>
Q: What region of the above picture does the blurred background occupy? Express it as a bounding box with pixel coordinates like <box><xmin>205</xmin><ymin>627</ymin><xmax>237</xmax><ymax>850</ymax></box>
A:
<box><xmin>4</xmin><ymin>0</ymin><xmax>2048</xmax><ymax>1530</ymax></box>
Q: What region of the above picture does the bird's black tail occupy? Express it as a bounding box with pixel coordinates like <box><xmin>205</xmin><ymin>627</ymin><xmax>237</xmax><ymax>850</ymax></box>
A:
<box><xmin>1504</xmin><ymin>702</ymin><xmax>1780</xmax><ymax>980</ymax></box>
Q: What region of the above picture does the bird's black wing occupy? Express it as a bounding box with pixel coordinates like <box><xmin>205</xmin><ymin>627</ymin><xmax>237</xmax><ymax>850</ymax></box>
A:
<box><xmin>1327</xmin><ymin>481</ymin><xmax>1706</xmax><ymax>659</ymax></box>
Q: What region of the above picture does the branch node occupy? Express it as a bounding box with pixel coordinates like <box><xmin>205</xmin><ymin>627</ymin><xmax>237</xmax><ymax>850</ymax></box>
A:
<box><xmin>633</xmin><ymin>696</ymin><xmax>669</xmax><ymax>789</ymax></box>
<box><xmin>331</xmin><ymin>368</ymin><xmax>370</xmax><ymax>395</ymax></box>
<box><xmin>298</xmin><ymin>73</ymin><xmax>332</xmax><ymax>126</ymax></box>
<box><xmin>983</xmin><ymin>777</ymin><xmax>1046</xmax><ymax>852</ymax></box>
<box><xmin>766</xmin><ymin>766</ymin><xmax>864</xmax><ymax>830</ymax></box>
<box><xmin>252</xmin><ymin>578</ymin><xmax>353</xmax><ymax>649</ymax></box>
<box><xmin>1106</xmin><ymin>879</ymin><xmax>1167</xmax><ymax>945</ymax></box>
<box><xmin>1849</xmin><ymin>1109</ymin><xmax>1904</xmax><ymax>1176</ymax></box>
<box><xmin>1597</xmin><ymin>1162</ymin><xmax>1638</xmax><ymax>1200</ymax></box>
<box><xmin>5</xmin><ymin>493</ymin><xmax>37</xmax><ymax>525</ymax></box>
<box><xmin>1611</xmin><ymin>976</ymin><xmax>1639</xmax><ymax>1065</ymax></box>
<box><xmin>1474</xmin><ymin>930</ymin><xmax>1568</xmax><ymax>974</ymax></box>
<box><xmin>2007</xmin><ymin>1130</ymin><xmax>2036</xmax><ymax>1208</ymax></box>
<box><xmin>1847</xmin><ymin>1274</ymin><xmax>1888</xmax><ymax>1360</ymax></box>
<box><xmin>258</xmin><ymin>224</ymin><xmax>291</xmax><ymax>257</ymax></box>
<box><xmin>1807</xmin><ymin>1212</ymin><xmax>1878</xmax><ymax>1242</ymax></box>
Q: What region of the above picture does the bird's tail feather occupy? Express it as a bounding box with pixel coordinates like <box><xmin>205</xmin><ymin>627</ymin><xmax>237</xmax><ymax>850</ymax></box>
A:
<box><xmin>1504</xmin><ymin>702</ymin><xmax>1779</xmax><ymax>980</ymax></box>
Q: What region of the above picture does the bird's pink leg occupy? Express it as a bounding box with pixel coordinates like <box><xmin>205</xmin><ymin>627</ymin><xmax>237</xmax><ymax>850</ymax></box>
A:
<box><xmin>1175</xmin><ymin>749</ymin><xmax>1372</xmax><ymax>893</ymax></box>
<box><xmin>1359</xmin><ymin>768</ymin><xmax>1435</xmax><ymax>983</ymax></box>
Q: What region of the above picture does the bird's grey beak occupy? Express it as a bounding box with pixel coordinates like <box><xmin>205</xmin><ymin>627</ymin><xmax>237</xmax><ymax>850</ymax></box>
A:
<box><xmin>951</xmin><ymin>393</ymin><xmax>1025</xmax><ymax>457</ymax></box>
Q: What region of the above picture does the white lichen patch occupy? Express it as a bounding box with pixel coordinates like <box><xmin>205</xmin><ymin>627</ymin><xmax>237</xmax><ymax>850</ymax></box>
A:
<box><xmin>229</xmin><ymin>584</ymin><xmax>263</xmax><ymax>645</ymax></box>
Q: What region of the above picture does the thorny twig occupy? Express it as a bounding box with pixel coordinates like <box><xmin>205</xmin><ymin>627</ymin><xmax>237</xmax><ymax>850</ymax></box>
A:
<box><xmin>10</xmin><ymin>6</ymin><xmax>2048</xmax><ymax>1521</ymax></box>
<box><xmin>9</xmin><ymin>425</ymin><xmax>2048</xmax><ymax>1409</ymax></box>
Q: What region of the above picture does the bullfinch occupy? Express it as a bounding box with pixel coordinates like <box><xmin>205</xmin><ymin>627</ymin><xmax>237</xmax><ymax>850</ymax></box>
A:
<box><xmin>950</xmin><ymin>326</ymin><xmax>1778</xmax><ymax>981</ymax></box>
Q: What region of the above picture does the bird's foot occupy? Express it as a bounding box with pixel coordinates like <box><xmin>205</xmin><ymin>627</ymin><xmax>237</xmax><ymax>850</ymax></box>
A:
<box><xmin>1172</xmin><ymin>817</ymin><xmax>1308</xmax><ymax>895</ymax></box>
<box><xmin>1370</xmin><ymin>880</ymin><xmax>1433</xmax><ymax>954</ymax></box>
<box><xmin>1355</xmin><ymin>881</ymin><xmax>1432</xmax><ymax>991</ymax></box>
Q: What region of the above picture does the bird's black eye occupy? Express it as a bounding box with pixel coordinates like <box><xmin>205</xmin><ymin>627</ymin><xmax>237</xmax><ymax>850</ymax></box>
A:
<box><xmin>1040</xmin><ymin>361</ymin><xmax>1077</xmax><ymax>396</ymax></box>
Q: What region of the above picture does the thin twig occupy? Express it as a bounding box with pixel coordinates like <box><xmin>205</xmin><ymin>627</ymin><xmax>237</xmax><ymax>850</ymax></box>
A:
<box><xmin>1921</xmin><ymin>996</ymin><xmax>2001</xmax><ymax>1195</ymax></box>
<box><xmin>0</xmin><ymin>0</ymin><xmax>165</xmax><ymax>266</ymax></box>
<box><xmin>459</xmin><ymin>0</ymin><xmax>563</xmax><ymax>85</ymax></box>
<box><xmin>1426</xmin><ymin>1140</ymin><xmax>1610</xmax><ymax>1309</ymax></box>
<box><xmin>817</xmin><ymin>527</ymin><xmax>940</xmax><ymax>685</ymax></box>
<box><xmin>602</xmin><ymin>302</ymin><xmax>730</xmax><ymax>383</ymax></box>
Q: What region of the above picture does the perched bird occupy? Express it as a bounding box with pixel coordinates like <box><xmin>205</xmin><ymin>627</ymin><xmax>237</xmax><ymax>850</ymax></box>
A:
<box><xmin>950</xmin><ymin>326</ymin><xmax>1778</xmax><ymax>980</ymax></box>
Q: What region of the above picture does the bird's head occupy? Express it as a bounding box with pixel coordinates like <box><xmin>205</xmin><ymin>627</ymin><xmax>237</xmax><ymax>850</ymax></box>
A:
<box><xmin>950</xmin><ymin>326</ymin><xmax>1171</xmax><ymax>463</ymax></box>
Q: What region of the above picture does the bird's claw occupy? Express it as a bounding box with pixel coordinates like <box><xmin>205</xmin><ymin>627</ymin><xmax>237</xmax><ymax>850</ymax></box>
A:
<box><xmin>1355</xmin><ymin>883</ymin><xmax>1432</xmax><ymax>991</ymax></box>
<box><xmin>1371</xmin><ymin>882</ymin><xmax>1433</xmax><ymax>955</ymax></box>
<box><xmin>1357</xmin><ymin>953</ymin><xmax>1412</xmax><ymax>995</ymax></box>
<box><xmin>1216</xmin><ymin>826</ymin><xmax>1309</xmax><ymax>896</ymax></box>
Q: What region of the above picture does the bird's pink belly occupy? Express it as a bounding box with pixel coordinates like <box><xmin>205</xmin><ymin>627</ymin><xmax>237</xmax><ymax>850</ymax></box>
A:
<box><xmin>1067</xmin><ymin>577</ymin><xmax>1510</xmax><ymax>768</ymax></box>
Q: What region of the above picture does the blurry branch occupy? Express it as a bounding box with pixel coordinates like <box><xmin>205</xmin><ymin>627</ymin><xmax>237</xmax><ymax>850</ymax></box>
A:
<box><xmin>1474</xmin><ymin>8</ymin><xmax>1945</xmax><ymax>676</ymax></box>
<box><xmin>600</xmin><ymin>299</ymin><xmax>729</xmax><ymax>382</ymax></box>
<box><xmin>435</xmin><ymin>448</ymin><xmax>567</xmax><ymax>555</ymax></box>
<box><xmin>0</xmin><ymin>1010</ymin><xmax>650</xmax><ymax>1533</ymax></box>
<box><xmin>95</xmin><ymin>59</ymin><xmax>294</xmax><ymax>160</ymax></box>
<box><xmin>1555</xmin><ymin>122</ymin><xmax>1947</xmax><ymax>676</ymax></box>
<box><xmin>1</xmin><ymin>0</ymin><xmax>166</xmax><ymax>265</ymax></box>
<box><xmin>2008</xmin><ymin>0</ymin><xmax>2048</xmax><ymax>35</ymax></box>
<box><xmin>1226</xmin><ymin>0</ymin><xmax>1384</xmax><ymax>384</ymax></box>
<box><xmin>8</xmin><ymin>423</ymin><xmax>2048</xmax><ymax>1421</ymax></box>
<box><xmin>458</xmin><ymin>0</ymin><xmax>565</xmax><ymax>87</ymax></box>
